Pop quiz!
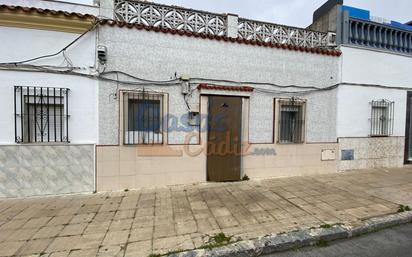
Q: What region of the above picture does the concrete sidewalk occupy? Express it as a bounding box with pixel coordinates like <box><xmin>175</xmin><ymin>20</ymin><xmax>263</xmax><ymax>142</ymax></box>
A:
<box><xmin>0</xmin><ymin>167</ymin><xmax>411</xmax><ymax>257</ymax></box>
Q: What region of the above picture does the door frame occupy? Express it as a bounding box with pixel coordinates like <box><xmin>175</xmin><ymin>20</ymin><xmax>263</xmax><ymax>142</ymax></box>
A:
<box><xmin>404</xmin><ymin>91</ymin><xmax>412</xmax><ymax>164</ymax></box>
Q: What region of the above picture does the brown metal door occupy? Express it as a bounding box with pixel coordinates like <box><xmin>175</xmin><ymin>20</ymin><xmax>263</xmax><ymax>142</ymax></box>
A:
<box><xmin>207</xmin><ymin>96</ymin><xmax>242</xmax><ymax>182</ymax></box>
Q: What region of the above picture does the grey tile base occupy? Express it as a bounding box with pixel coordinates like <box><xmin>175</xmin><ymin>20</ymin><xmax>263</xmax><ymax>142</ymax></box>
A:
<box><xmin>0</xmin><ymin>144</ymin><xmax>94</xmax><ymax>198</ymax></box>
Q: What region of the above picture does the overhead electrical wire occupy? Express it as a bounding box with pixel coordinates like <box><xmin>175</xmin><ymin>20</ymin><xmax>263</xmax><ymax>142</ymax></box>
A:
<box><xmin>0</xmin><ymin>63</ymin><xmax>322</xmax><ymax>92</ymax></box>
<box><xmin>1</xmin><ymin>63</ymin><xmax>411</xmax><ymax>94</ymax></box>
<box><xmin>1</xmin><ymin>17</ymin><xmax>410</xmax><ymax>95</ymax></box>
<box><xmin>0</xmin><ymin>64</ymin><xmax>181</xmax><ymax>86</ymax></box>
<box><xmin>0</xmin><ymin>20</ymin><xmax>99</xmax><ymax>65</ymax></box>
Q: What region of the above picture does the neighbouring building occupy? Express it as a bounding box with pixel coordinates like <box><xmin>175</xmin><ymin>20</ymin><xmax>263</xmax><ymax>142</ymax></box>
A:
<box><xmin>310</xmin><ymin>0</ymin><xmax>412</xmax><ymax>170</ymax></box>
<box><xmin>0</xmin><ymin>0</ymin><xmax>411</xmax><ymax>197</ymax></box>
<box><xmin>0</xmin><ymin>0</ymin><xmax>99</xmax><ymax>197</ymax></box>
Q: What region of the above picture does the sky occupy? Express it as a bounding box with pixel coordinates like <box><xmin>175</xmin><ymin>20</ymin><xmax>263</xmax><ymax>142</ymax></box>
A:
<box><xmin>151</xmin><ymin>0</ymin><xmax>411</xmax><ymax>28</ymax></box>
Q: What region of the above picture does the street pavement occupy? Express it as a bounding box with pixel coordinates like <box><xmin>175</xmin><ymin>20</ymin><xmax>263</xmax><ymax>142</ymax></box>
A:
<box><xmin>0</xmin><ymin>167</ymin><xmax>411</xmax><ymax>256</ymax></box>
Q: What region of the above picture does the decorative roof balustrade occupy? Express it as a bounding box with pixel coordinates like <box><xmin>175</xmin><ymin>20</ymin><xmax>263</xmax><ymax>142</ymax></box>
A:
<box><xmin>237</xmin><ymin>18</ymin><xmax>331</xmax><ymax>48</ymax></box>
<box><xmin>347</xmin><ymin>18</ymin><xmax>412</xmax><ymax>55</ymax></box>
<box><xmin>113</xmin><ymin>0</ymin><xmax>335</xmax><ymax>48</ymax></box>
<box><xmin>113</xmin><ymin>0</ymin><xmax>226</xmax><ymax>36</ymax></box>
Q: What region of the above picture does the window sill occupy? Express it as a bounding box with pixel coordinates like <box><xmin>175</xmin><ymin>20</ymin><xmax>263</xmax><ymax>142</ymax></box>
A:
<box><xmin>277</xmin><ymin>141</ymin><xmax>305</xmax><ymax>145</ymax></box>
<box><xmin>15</xmin><ymin>142</ymin><xmax>70</xmax><ymax>145</ymax></box>
<box><xmin>123</xmin><ymin>143</ymin><xmax>164</xmax><ymax>146</ymax></box>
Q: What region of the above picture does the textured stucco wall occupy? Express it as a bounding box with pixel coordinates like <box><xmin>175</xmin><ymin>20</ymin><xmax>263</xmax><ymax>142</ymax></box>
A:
<box><xmin>100</xmin><ymin>0</ymin><xmax>115</xmax><ymax>19</ymax></box>
<box><xmin>305</xmin><ymin>89</ymin><xmax>338</xmax><ymax>143</ymax></box>
<box><xmin>98</xmin><ymin>26</ymin><xmax>340</xmax><ymax>145</ymax></box>
<box><xmin>98</xmin><ymin>80</ymin><xmax>201</xmax><ymax>145</ymax></box>
<box><xmin>99</xmin><ymin>27</ymin><xmax>339</xmax><ymax>86</ymax></box>
<box><xmin>0</xmin><ymin>144</ymin><xmax>94</xmax><ymax>198</ymax></box>
<box><xmin>248</xmin><ymin>91</ymin><xmax>275</xmax><ymax>143</ymax></box>
<box><xmin>338</xmin><ymin>137</ymin><xmax>404</xmax><ymax>171</ymax></box>
<box><xmin>98</xmin><ymin>81</ymin><xmax>119</xmax><ymax>146</ymax></box>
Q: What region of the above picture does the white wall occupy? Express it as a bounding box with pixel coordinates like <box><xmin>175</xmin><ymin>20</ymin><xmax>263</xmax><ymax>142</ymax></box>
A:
<box><xmin>0</xmin><ymin>27</ymin><xmax>98</xmax><ymax>144</ymax></box>
<box><xmin>0</xmin><ymin>27</ymin><xmax>96</xmax><ymax>68</ymax></box>
<box><xmin>336</xmin><ymin>85</ymin><xmax>406</xmax><ymax>138</ymax></box>
<box><xmin>0</xmin><ymin>72</ymin><xmax>98</xmax><ymax>144</ymax></box>
<box><xmin>341</xmin><ymin>46</ymin><xmax>412</xmax><ymax>88</ymax></box>
<box><xmin>338</xmin><ymin>46</ymin><xmax>412</xmax><ymax>138</ymax></box>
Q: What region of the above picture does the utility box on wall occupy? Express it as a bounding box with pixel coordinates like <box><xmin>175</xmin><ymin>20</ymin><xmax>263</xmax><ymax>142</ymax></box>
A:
<box><xmin>321</xmin><ymin>149</ymin><xmax>336</xmax><ymax>161</ymax></box>
<box><xmin>341</xmin><ymin>149</ymin><xmax>355</xmax><ymax>160</ymax></box>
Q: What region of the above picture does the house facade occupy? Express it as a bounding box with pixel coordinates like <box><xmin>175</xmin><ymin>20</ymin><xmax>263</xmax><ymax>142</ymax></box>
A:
<box><xmin>0</xmin><ymin>0</ymin><xmax>411</xmax><ymax>197</ymax></box>
<box><xmin>0</xmin><ymin>0</ymin><xmax>99</xmax><ymax>197</ymax></box>
<box><xmin>95</xmin><ymin>0</ymin><xmax>346</xmax><ymax>191</ymax></box>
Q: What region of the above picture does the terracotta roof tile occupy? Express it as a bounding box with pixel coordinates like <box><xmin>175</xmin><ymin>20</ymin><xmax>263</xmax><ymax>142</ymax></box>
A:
<box><xmin>0</xmin><ymin>4</ymin><xmax>340</xmax><ymax>57</ymax></box>
<box><xmin>99</xmin><ymin>19</ymin><xmax>342</xmax><ymax>57</ymax></box>
<box><xmin>197</xmin><ymin>84</ymin><xmax>254</xmax><ymax>92</ymax></box>
<box><xmin>0</xmin><ymin>4</ymin><xmax>95</xmax><ymax>20</ymax></box>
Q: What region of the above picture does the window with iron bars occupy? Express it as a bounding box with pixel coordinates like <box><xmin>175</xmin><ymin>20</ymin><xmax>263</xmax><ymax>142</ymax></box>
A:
<box><xmin>278</xmin><ymin>98</ymin><xmax>306</xmax><ymax>144</ymax></box>
<box><xmin>370</xmin><ymin>100</ymin><xmax>394</xmax><ymax>136</ymax></box>
<box><xmin>123</xmin><ymin>91</ymin><xmax>164</xmax><ymax>145</ymax></box>
<box><xmin>14</xmin><ymin>86</ymin><xmax>69</xmax><ymax>143</ymax></box>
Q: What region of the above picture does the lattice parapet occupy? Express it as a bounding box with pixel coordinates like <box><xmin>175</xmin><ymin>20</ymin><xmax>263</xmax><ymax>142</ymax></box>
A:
<box><xmin>114</xmin><ymin>0</ymin><xmax>227</xmax><ymax>36</ymax></box>
<box><xmin>237</xmin><ymin>18</ymin><xmax>331</xmax><ymax>48</ymax></box>
<box><xmin>113</xmin><ymin>0</ymin><xmax>335</xmax><ymax>48</ymax></box>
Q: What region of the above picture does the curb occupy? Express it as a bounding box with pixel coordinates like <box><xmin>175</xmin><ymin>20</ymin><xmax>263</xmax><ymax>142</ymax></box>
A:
<box><xmin>169</xmin><ymin>211</ymin><xmax>412</xmax><ymax>257</ymax></box>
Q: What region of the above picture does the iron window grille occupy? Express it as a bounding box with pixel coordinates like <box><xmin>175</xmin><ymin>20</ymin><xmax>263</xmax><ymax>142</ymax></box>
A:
<box><xmin>14</xmin><ymin>86</ymin><xmax>69</xmax><ymax>143</ymax></box>
<box><xmin>278</xmin><ymin>98</ymin><xmax>306</xmax><ymax>144</ymax></box>
<box><xmin>370</xmin><ymin>99</ymin><xmax>394</xmax><ymax>137</ymax></box>
<box><xmin>123</xmin><ymin>91</ymin><xmax>164</xmax><ymax>145</ymax></box>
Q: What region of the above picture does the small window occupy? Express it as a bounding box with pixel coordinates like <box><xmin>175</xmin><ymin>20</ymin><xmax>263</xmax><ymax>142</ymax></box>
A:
<box><xmin>123</xmin><ymin>91</ymin><xmax>163</xmax><ymax>145</ymax></box>
<box><xmin>278</xmin><ymin>98</ymin><xmax>306</xmax><ymax>144</ymax></box>
<box><xmin>14</xmin><ymin>86</ymin><xmax>69</xmax><ymax>143</ymax></box>
<box><xmin>370</xmin><ymin>100</ymin><xmax>394</xmax><ymax>136</ymax></box>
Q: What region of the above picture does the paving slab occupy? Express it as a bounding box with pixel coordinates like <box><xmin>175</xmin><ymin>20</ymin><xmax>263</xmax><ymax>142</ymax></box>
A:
<box><xmin>0</xmin><ymin>167</ymin><xmax>411</xmax><ymax>256</ymax></box>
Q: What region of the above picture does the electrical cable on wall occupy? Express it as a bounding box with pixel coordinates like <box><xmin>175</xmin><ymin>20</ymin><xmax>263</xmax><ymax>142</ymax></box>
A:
<box><xmin>0</xmin><ymin>20</ymin><xmax>99</xmax><ymax>65</ymax></box>
<box><xmin>62</xmin><ymin>51</ymin><xmax>74</xmax><ymax>71</ymax></box>
<box><xmin>1</xmin><ymin>64</ymin><xmax>411</xmax><ymax>94</ymax></box>
<box><xmin>190</xmin><ymin>77</ymin><xmax>328</xmax><ymax>91</ymax></box>
<box><xmin>0</xmin><ymin>15</ymin><xmax>410</xmax><ymax>97</ymax></box>
<box><xmin>0</xmin><ymin>64</ymin><xmax>181</xmax><ymax>86</ymax></box>
<box><xmin>101</xmin><ymin>70</ymin><xmax>180</xmax><ymax>83</ymax></box>
<box><xmin>0</xmin><ymin>17</ymin><xmax>333</xmax><ymax>95</ymax></box>
<box><xmin>183</xmin><ymin>94</ymin><xmax>190</xmax><ymax>110</ymax></box>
